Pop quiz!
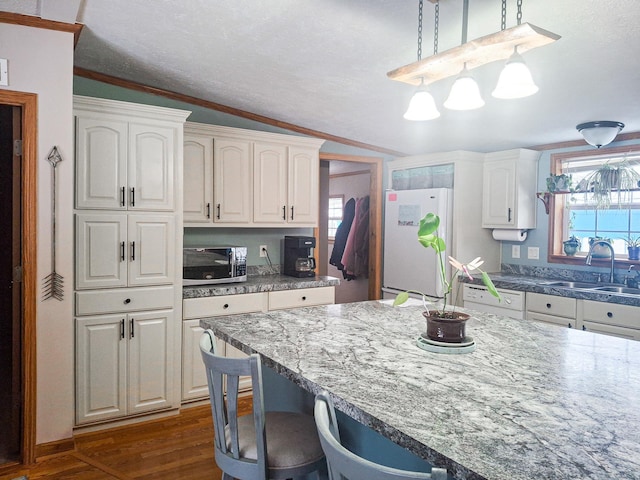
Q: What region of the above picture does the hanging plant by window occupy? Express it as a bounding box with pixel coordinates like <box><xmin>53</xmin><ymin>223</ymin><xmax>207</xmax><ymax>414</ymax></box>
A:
<box><xmin>583</xmin><ymin>160</ymin><xmax>640</xmax><ymax>208</ymax></box>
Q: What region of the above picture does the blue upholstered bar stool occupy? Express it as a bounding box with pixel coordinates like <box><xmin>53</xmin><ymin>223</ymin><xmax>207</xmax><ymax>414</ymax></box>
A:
<box><xmin>200</xmin><ymin>330</ymin><xmax>325</xmax><ymax>480</ymax></box>
<box><xmin>314</xmin><ymin>391</ymin><xmax>448</xmax><ymax>480</ymax></box>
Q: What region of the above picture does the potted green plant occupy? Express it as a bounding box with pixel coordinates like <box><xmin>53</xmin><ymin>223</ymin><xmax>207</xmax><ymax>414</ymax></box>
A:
<box><xmin>585</xmin><ymin>161</ymin><xmax>640</xmax><ymax>208</ymax></box>
<box><xmin>393</xmin><ymin>212</ymin><xmax>500</xmax><ymax>343</ymax></box>
<box><xmin>624</xmin><ymin>236</ymin><xmax>640</xmax><ymax>260</ymax></box>
<box><xmin>563</xmin><ymin>235</ymin><xmax>581</xmax><ymax>256</ymax></box>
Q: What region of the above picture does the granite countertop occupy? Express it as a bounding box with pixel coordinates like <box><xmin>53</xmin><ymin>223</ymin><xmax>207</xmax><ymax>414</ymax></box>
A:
<box><xmin>183</xmin><ymin>274</ymin><xmax>340</xmax><ymax>299</ymax></box>
<box><xmin>201</xmin><ymin>300</ymin><xmax>640</xmax><ymax>480</ymax></box>
<box><xmin>463</xmin><ymin>273</ymin><xmax>640</xmax><ymax>307</ymax></box>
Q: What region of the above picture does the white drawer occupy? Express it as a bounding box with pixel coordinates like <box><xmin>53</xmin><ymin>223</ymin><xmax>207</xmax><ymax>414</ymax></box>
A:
<box><xmin>526</xmin><ymin>293</ymin><xmax>576</xmax><ymax>318</ymax></box>
<box><xmin>268</xmin><ymin>286</ymin><xmax>335</xmax><ymax>311</ymax></box>
<box><xmin>527</xmin><ymin>311</ymin><xmax>576</xmax><ymax>328</ymax></box>
<box><xmin>76</xmin><ymin>286</ymin><xmax>174</xmax><ymax>316</ymax></box>
<box><xmin>183</xmin><ymin>292</ymin><xmax>267</xmax><ymax>319</ymax></box>
<box><xmin>582</xmin><ymin>300</ymin><xmax>640</xmax><ymax>329</ymax></box>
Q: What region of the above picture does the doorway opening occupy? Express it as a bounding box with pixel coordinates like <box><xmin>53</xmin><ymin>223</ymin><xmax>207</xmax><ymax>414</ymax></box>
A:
<box><xmin>317</xmin><ymin>153</ymin><xmax>383</xmax><ymax>302</ymax></box>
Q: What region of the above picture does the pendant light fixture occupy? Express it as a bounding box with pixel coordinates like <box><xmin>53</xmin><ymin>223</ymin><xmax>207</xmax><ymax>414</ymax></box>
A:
<box><xmin>403</xmin><ymin>0</ymin><xmax>440</xmax><ymax>121</ymax></box>
<box><xmin>492</xmin><ymin>46</ymin><xmax>539</xmax><ymax>99</ymax></box>
<box><xmin>444</xmin><ymin>63</ymin><xmax>485</xmax><ymax>110</ymax></box>
<box><xmin>576</xmin><ymin>121</ymin><xmax>625</xmax><ymax>148</ymax></box>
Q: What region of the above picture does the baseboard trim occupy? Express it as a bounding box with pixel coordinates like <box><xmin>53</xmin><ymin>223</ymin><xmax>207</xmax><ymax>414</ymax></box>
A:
<box><xmin>35</xmin><ymin>437</ymin><xmax>75</xmax><ymax>459</ymax></box>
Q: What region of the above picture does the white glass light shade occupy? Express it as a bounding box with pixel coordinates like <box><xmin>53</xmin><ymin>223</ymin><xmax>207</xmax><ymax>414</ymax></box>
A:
<box><xmin>443</xmin><ymin>74</ymin><xmax>484</xmax><ymax>110</ymax></box>
<box><xmin>492</xmin><ymin>51</ymin><xmax>539</xmax><ymax>99</ymax></box>
<box><xmin>403</xmin><ymin>89</ymin><xmax>440</xmax><ymax>121</ymax></box>
<box><xmin>576</xmin><ymin>121</ymin><xmax>625</xmax><ymax>148</ymax></box>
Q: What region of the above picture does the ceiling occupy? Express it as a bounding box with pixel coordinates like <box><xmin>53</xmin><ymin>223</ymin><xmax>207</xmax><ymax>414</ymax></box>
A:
<box><xmin>3</xmin><ymin>0</ymin><xmax>640</xmax><ymax>156</ymax></box>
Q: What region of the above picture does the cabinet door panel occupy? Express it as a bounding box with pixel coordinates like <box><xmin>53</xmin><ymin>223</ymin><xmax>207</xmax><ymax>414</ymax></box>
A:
<box><xmin>128</xmin><ymin>215</ymin><xmax>175</xmax><ymax>286</ymax></box>
<box><xmin>76</xmin><ymin>117</ymin><xmax>127</xmax><ymax>210</ymax></box>
<box><xmin>213</xmin><ymin>138</ymin><xmax>252</xmax><ymax>223</ymax></box>
<box><xmin>76</xmin><ymin>214</ymin><xmax>127</xmax><ymax>289</ymax></box>
<box><xmin>184</xmin><ymin>134</ymin><xmax>213</xmax><ymax>223</ymax></box>
<box><xmin>76</xmin><ymin>315</ymin><xmax>127</xmax><ymax>424</ymax></box>
<box><xmin>253</xmin><ymin>142</ymin><xmax>287</xmax><ymax>223</ymax></box>
<box><xmin>181</xmin><ymin>320</ymin><xmax>209</xmax><ymax>401</ymax></box>
<box><xmin>128</xmin><ymin>123</ymin><xmax>175</xmax><ymax>211</ymax></box>
<box><xmin>129</xmin><ymin>310</ymin><xmax>173</xmax><ymax>414</ymax></box>
<box><xmin>482</xmin><ymin>160</ymin><xmax>515</xmax><ymax>227</ymax></box>
<box><xmin>288</xmin><ymin>146</ymin><xmax>319</xmax><ymax>225</ymax></box>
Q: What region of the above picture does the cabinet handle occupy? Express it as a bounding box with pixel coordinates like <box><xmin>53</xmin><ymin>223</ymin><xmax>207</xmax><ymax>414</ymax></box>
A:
<box><xmin>130</xmin><ymin>187</ymin><xmax>135</xmax><ymax>207</ymax></box>
<box><xmin>121</xmin><ymin>187</ymin><xmax>126</xmax><ymax>207</ymax></box>
<box><xmin>206</xmin><ymin>203</ymin><xmax>211</xmax><ymax>219</ymax></box>
<box><xmin>546</xmin><ymin>303</ymin><xmax>551</xmax><ymax>309</ymax></box>
<box><xmin>568</xmin><ymin>322</ymin><xmax>572</xmax><ymax>328</ymax></box>
<box><xmin>282</xmin><ymin>205</ymin><xmax>286</xmax><ymax>220</ymax></box>
<box><xmin>124</xmin><ymin>298</ymin><xmax>131</xmax><ymax>304</ymax></box>
<box><xmin>582</xmin><ymin>325</ymin><xmax>587</xmax><ymax>331</ymax></box>
<box><xmin>508</xmin><ymin>207</ymin><xmax>512</xmax><ymax>223</ymax></box>
<box><xmin>223</xmin><ymin>303</ymin><xmax>229</xmax><ymax>309</ymax></box>
<box><xmin>120</xmin><ymin>319</ymin><xmax>125</xmax><ymax>339</ymax></box>
<box><xmin>130</xmin><ymin>318</ymin><xmax>134</xmax><ymax>338</ymax></box>
<box><xmin>290</xmin><ymin>206</ymin><xmax>294</xmax><ymax>220</ymax></box>
<box><xmin>216</xmin><ymin>203</ymin><xmax>221</xmax><ymax>219</ymax></box>
<box><xmin>120</xmin><ymin>241</ymin><xmax>125</xmax><ymax>261</ymax></box>
<box><xmin>131</xmin><ymin>241</ymin><xmax>135</xmax><ymax>261</ymax></box>
<box><xmin>607</xmin><ymin>311</ymin><xmax>613</xmax><ymax>318</ymax></box>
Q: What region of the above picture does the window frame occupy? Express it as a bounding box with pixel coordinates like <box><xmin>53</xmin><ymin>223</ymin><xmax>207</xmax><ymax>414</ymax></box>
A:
<box><xmin>548</xmin><ymin>144</ymin><xmax>640</xmax><ymax>267</ymax></box>
<box><xmin>327</xmin><ymin>194</ymin><xmax>345</xmax><ymax>241</ymax></box>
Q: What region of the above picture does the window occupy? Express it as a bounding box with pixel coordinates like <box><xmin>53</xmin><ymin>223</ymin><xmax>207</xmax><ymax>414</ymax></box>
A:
<box><xmin>549</xmin><ymin>146</ymin><xmax>640</xmax><ymax>262</ymax></box>
<box><xmin>328</xmin><ymin>195</ymin><xmax>344</xmax><ymax>240</ymax></box>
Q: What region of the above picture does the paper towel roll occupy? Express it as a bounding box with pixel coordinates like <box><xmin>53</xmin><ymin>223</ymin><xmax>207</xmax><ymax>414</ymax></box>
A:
<box><xmin>492</xmin><ymin>229</ymin><xmax>528</xmax><ymax>242</ymax></box>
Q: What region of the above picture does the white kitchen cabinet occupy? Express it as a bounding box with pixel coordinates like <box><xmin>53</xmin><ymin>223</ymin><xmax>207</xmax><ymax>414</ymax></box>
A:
<box><xmin>181</xmin><ymin>319</ymin><xmax>209</xmax><ymax>401</ymax></box>
<box><xmin>526</xmin><ymin>292</ymin><xmax>577</xmax><ymax>328</ymax></box>
<box><xmin>75</xmin><ymin>213</ymin><xmax>175</xmax><ymax>289</ymax></box>
<box><xmin>579</xmin><ymin>300</ymin><xmax>640</xmax><ymax>340</ymax></box>
<box><xmin>74</xmin><ymin>96</ymin><xmax>189</xmax><ymax>428</ymax></box>
<box><xmin>75</xmin><ymin>99</ymin><xmax>182</xmax><ymax>212</ymax></box>
<box><xmin>75</xmin><ymin>309</ymin><xmax>174</xmax><ymax>425</ymax></box>
<box><xmin>183</xmin><ymin>122</ymin><xmax>324</xmax><ymax>228</ymax></box>
<box><xmin>482</xmin><ymin>149</ymin><xmax>539</xmax><ymax>229</ymax></box>
<box><xmin>183</xmin><ymin>133</ymin><xmax>213</xmax><ymax>223</ymax></box>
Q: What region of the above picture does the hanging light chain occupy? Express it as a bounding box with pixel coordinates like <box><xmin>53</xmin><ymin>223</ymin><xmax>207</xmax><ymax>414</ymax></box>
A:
<box><xmin>517</xmin><ymin>0</ymin><xmax>523</xmax><ymax>25</ymax></box>
<box><xmin>500</xmin><ymin>0</ymin><xmax>507</xmax><ymax>31</ymax></box>
<box><xmin>434</xmin><ymin>1</ymin><xmax>439</xmax><ymax>55</ymax></box>
<box><xmin>417</xmin><ymin>0</ymin><xmax>423</xmax><ymax>61</ymax></box>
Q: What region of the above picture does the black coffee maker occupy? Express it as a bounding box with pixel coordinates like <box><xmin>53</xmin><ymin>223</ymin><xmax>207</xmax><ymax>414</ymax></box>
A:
<box><xmin>283</xmin><ymin>236</ymin><xmax>316</xmax><ymax>278</ymax></box>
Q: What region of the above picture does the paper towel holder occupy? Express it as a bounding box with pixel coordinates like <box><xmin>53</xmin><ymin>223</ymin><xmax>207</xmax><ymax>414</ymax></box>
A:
<box><xmin>492</xmin><ymin>229</ymin><xmax>528</xmax><ymax>242</ymax></box>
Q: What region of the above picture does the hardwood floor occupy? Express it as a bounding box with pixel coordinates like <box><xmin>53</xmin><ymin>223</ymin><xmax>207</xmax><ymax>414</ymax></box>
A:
<box><xmin>1</xmin><ymin>398</ymin><xmax>252</xmax><ymax>480</ymax></box>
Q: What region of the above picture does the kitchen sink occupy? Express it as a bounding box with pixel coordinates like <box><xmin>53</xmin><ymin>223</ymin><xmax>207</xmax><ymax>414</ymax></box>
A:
<box><xmin>590</xmin><ymin>286</ymin><xmax>640</xmax><ymax>295</ymax></box>
<box><xmin>541</xmin><ymin>281</ymin><xmax>599</xmax><ymax>289</ymax></box>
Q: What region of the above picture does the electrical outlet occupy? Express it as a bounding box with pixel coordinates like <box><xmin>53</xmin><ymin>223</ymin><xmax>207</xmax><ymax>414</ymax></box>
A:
<box><xmin>512</xmin><ymin>245</ymin><xmax>520</xmax><ymax>259</ymax></box>
<box><xmin>527</xmin><ymin>246</ymin><xmax>539</xmax><ymax>260</ymax></box>
<box><xmin>259</xmin><ymin>245</ymin><xmax>267</xmax><ymax>257</ymax></box>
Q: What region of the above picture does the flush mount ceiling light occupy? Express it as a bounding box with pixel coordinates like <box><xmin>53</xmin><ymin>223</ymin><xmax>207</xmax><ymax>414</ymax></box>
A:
<box><xmin>576</xmin><ymin>121</ymin><xmax>625</xmax><ymax>148</ymax></box>
<box><xmin>392</xmin><ymin>0</ymin><xmax>560</xmax><ymax>119</ymax></box>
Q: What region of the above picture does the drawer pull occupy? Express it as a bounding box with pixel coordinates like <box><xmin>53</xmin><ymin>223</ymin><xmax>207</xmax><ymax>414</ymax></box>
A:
<box><xmin>124</xmin><ymin>298</ymin><xmax>131</xmax><ymax>304</ymax></box>
<box><xmin>223</xmin><ymin>303</ymin><xmax>229</xmax><ymax>309</ymax></box>
<box><xmin>607</xmin><ymin>311</ymin><xmax>613</xmax><ymax>318</ymax></box>
<box><xmin>546</xmin><ymin>303</ymin><xmax>551</xmax><ymax>309</ymax></box>
<box><xmin>302</xmin><ymin>296</ymin><xmax>307</xmax><ymax>301</ymax></box>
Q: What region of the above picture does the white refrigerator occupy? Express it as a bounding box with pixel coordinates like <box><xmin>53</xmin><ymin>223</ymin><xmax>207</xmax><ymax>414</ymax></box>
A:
<box><xmin>382</xmin><ymin>188</ymin><xmax>452</xmax><ymax>299</ymax></box>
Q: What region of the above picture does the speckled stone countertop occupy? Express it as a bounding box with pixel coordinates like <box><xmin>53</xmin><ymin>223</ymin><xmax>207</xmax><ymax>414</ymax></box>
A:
<box><xmin>183</xmin><ymin>274</ymin><xmax>340</xmax><ymax>299</ymax></box>
<box><xmin>201</xmin><ymin>300</ymin><xmax>640</xmax><ymax>480</ymax></box>
<box><xmin>462</xmin><ymin>273</ymin><xmax>640</xmax><ymax>307</ymax></box>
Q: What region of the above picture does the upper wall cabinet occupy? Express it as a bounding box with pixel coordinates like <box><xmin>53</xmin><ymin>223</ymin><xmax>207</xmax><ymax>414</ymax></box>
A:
<box><xmin>75</xmin><ymin>96</ymin><xmax>187</xmax><ymax>211</ymax></box>
<box><xmin>482</xmin><ymin>149</ymin><xmax>540</xmax><ymax>229</ymax></box>
<box><xmin>183</xmin><ymin>122</ymin><xmax>325</xmax><ymax>228</ymax></box>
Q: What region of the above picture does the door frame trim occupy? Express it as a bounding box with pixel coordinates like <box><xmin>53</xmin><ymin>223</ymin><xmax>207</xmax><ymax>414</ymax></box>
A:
<box><xmin>0</xmin><ymin>89</ymin><xmax>38</xmax><ymax>466</ymax></box>
<box><xmin>318</xmin><ymin>153</ymin><xmax>383</xmax><ymax>300</ymax></box>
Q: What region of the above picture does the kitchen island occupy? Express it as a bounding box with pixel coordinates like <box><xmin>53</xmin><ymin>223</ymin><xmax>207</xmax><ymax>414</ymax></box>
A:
<box><xmin>200</xmin><ymin>299</ymin><xmax>640</xmax><ymax>480</ymax></box>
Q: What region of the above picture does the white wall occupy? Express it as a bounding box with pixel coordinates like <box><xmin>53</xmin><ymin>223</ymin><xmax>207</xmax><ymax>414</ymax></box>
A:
<box><xmin>0</xmin><ymin>23</ymin><xmax>75</xmax><ymax>444</ymax></box>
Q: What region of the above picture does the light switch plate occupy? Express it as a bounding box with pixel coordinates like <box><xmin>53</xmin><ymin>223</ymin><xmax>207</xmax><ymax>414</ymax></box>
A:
<box><xmin>512</xmin><ymin>245</ymin><xmax>520</xmax><ymax>259</ymax></box>
<box><xmin>527</xmin><ymin>246</ymin><xmax>539</xmax><ymax>260</ymax></box>
<box><xmin>0</xmin><ymin>59</ymin><xmax>8</xmax><ymax>86</ymax></box>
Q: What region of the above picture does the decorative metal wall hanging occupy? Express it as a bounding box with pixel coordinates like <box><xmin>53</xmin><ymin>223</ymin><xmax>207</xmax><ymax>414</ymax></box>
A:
<box><xmin>42</xmin><ymin>146</ymin><xmax>64</xmax><ymax>301</ymax></box>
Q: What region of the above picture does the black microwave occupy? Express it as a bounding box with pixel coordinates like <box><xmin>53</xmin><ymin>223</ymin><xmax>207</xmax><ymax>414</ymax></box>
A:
<box><xmin>183</xmin><ymin>247</ymin><xmax>247</xmax><ymax>285</ymax></box>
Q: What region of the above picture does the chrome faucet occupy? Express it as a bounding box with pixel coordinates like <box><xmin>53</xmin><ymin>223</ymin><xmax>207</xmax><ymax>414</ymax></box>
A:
<box><xmin>585</xmin><ymin>240</ymin><xmax>615</xmax><ymax>283</ymax></box>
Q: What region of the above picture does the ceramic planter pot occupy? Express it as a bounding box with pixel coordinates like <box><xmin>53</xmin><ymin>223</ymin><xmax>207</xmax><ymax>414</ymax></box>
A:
<box><xmin>422</xmin><ymin>310</ymin><xmax>470</xmax><ymax>343</ymax></box>
<box><xmin>628</xmin><ymin>246</ymin><xmax>640</xmax><ymax>261</ymax></box>
<box><xmin>563</xmin><ymin>239</ymin><xmax>580</xmax><ymax>256</ymax></box>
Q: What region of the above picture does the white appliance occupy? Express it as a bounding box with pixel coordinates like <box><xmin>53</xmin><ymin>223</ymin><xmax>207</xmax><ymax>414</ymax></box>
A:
<box><xmin>462</xmin><ymin>284</ymin><xmax>525</xmax><ymax>319</ymax></box>
<box><xmin>382</xmin><ymin>188</ymin><xmax>452</xmax><ymax>300</ymax></box>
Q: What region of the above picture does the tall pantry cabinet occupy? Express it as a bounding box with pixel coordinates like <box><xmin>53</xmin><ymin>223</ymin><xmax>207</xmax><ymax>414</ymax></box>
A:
<box><xmin>73</xmin><ymin>96</ymin><xmax>190</xmax><ymax>426</ymax></box>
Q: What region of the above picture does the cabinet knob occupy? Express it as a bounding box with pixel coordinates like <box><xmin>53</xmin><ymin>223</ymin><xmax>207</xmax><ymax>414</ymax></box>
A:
<box><xmin>568</xmin><ymin>323</ymin><xmax>572</xmax><ymax>328</ymax></box>
<box><xmin>546</xmin><ymin>303</ymin><xmax>551</xmax><ymax>309</ymax></box>
<box><xmin>607</xmin><ymin>311</ymin><xmax>613</xmax><ymax>318</ymax></box>
<box><xmin>124</xmin><ymin>298</ymin><xmax>131</xmax><ymax>304</ymax></box>
<box><xmin>582</xmin><ymin>325</ymin><xmax>587</xmax><ymax>331</ymax></box>
<box><xmin>223</xmin><ymin>303</ymin><xmax>229</xmax><ymax>309</ymax></box>
<box><xmin>302</xmin><ymin>296</ymin><xmax>307</xmax><ymax>301</ymax></box>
